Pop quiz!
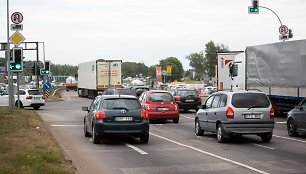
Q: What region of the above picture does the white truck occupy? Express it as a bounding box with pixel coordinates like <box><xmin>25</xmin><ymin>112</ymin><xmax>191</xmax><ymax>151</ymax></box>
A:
<box><xmin>65</xmin><ymin>76</ymin><xmax>78</xmax><ymax>91</ymax></box>
<box><xmin>217</xmin><ymin>51</ymin><xmax>244</xmax><ymax>91</ymax></box>
<box><xmin>229</xmin><ymin>40</ymin><xmax>306</xmax><ymax>115</ymax></box>
<box><xmin>78</xmin><ymin>59</ymin><xmax>122</xmax><ymax>99</ymax></box>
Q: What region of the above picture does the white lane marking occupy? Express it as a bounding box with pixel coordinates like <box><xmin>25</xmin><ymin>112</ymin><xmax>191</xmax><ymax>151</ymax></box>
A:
<box><xmin>276</xmin><ymin>122</ymin><xmax>286</xmax><ymax>124</ymax></box>
<box><xmin>250</xmin><ymin>143</ymin><xmax>275</xmax><ymax>150</ymax></box>
<box><xmin>150</xmin><ymin>132</ymin><xmax>269</xmax><ymax>174</ymax></box>
<box><xmin>89</xmin><ymin>138</ymin><xmax>93</xmax><ymax>142</ymax></box>
<box><xmin>51</xmin><ymin>88</ymin><xmax>61</xmax><ymax>97</ymax></box>
<box><xmin>181</xmin><ymin>115</ymin><xmax>194</xmax><ymax>120</ymax></box>
<box><xmin>50</xmin><ymin>124</ymin><xmax>83</xmax><ymax>127</ymax></box>
<box><xmin>273</xmin><ymin>135</ymin><xmax>306</xmax><ymax>143</ymax></box>
<box><xmin>125</xmin><ymin>144</ymin><xmax>148</xmax><ymax>155</ymax></box>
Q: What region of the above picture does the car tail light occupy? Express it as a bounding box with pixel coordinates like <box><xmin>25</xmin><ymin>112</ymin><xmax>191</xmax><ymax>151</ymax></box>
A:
<box><xmin>175</xmin><ymin>96</ymin><xmax>180</xmax><ymax>101</ymax></box>
<box><xmin>141</xmin><ymin>111</ymin><xmax>149</xmax><ymax>119</ymax></box>
<box><xmin>226</xmin><ymin>107</ymin><xmax>234</xmax><ymax>119</ymax></box>
<box><xmin>174</xmin><ymin>104</ymin><xmax>178</xmax><ymax>111</ymax></box>
<box><xmin>95</xmin><ymin>111</ymin><xmax>106</xmax><ymax>120</ymax></box>
<box><xmin>26</xmin><ymin>96</ymin><xmax>33</xmax><ymax>99</ymax></box>
<box><xmin>270</xmin><ymin>107</ymin><xmax>275</xmax><ymax>119</ymax></box>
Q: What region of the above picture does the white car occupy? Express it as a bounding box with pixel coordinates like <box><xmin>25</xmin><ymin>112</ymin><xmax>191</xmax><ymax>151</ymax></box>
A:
<box><xmin>0</xmin><ymin>89</ymin><xmax>45</xmax><ymax>110</ymax></box>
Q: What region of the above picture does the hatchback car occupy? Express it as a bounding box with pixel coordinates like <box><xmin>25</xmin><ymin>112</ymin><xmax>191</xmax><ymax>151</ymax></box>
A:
<box><xmin>102</xmin><ymin>88</ymin><xmax>137</xmax><ymax>96</ymax></box>
<box><xmin>287</xmin><ymin>98</ymin><xmax>306</xmax><ymax>137</ymax></box>
<box><xmin>170</xmin><ymin>89</ymin><xmax>201</xmax><ymax>112</ymax></box>
<box><xmin>82</xmin><ymin>95</ymin><xmax>149</xmax><ymax>144</ymax></box>
<box><xmin>131</xmin><ymin>86</ymin><xmax>150</xmax><ymax>97</ymax></box>
<box><xmin>139</xmin><ymin>90</ymin><xmax>179</xmax><ymax>123</ymax></box>
<box><xmin>195</xmin><ymin>91</ymin><xmax>274</xmax><ymax>143</ymax></box>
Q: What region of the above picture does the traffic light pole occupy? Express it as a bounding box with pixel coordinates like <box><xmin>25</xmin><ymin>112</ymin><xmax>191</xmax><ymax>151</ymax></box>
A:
<box><xmin>36</xmin><ymin>42</ymin><xmax>39</xmax><ymax>88</ymax></box>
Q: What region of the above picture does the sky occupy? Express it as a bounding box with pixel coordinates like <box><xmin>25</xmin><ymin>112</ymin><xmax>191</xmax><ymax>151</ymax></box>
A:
<box><xmin>1</xmin><ymin>0</ymin><xmax>306</xmax><ymax>70</ymax></box>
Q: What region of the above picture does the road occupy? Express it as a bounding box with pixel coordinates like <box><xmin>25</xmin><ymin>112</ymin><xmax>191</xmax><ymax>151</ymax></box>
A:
<box><xmin>38</xmin><ymin>91</ymin><xmax>306</xmax><ymax>174</ymax></box>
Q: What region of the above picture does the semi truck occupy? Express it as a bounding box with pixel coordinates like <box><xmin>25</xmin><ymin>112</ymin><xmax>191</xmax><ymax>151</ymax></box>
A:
<box><xmin>77</xmin><ymin>59</ymin><xmax>122</xmax><ymax>99</ymax></box>
<box><xmin>65</xmin><ymin>76</ymin><xmax>78</xmax><ymax>91</ymax></box>
<box><xmin>228</xmin><ymin>39</ymin><xmax>306</xmax><ymax>115</ymax></box>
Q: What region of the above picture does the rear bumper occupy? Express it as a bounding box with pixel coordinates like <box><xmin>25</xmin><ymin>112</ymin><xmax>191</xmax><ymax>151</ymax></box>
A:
<box><xmin>30</xmin><ymin>103</ymin><xmax>45</xmax><ymax>107</ymax></box>
<box><xmin>177</xmin><ymin>102</ymin><xmax>199</xmax><ymax>110</ymax></box>
<box><xmin>223</xmin><ymin>122</ymin><xmax>274</xmax><ymax>134</ymax></box>
<box><xmin>95</xmin><ymin>120</ymin><xmax>149</xmax><ymax>136</ymax></box>
<box><xmin>147</xmin><ymin>111</ymin><xmax>179</xmax><ymax>120</ymax></box>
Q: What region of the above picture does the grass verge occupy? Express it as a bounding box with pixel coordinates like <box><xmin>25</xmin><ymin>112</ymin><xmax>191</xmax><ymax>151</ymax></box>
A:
<box><xmin>46</xmin><ymin>87</ymin><xmax>65</xmax><ymax>102</ymax></box>
<box><xmin>0</xmin><ymin>109</ymin><xmax>76</xmax><ymax>174</ymax></box>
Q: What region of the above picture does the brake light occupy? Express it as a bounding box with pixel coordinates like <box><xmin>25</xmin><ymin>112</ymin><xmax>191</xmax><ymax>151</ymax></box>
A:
<box><xmin>141</xmin><ymin>111</ymin><xmax>149</xmax><ymax>119</ymax></box>
<box><xmin>26</xmin><ymin>96</ymin><xmax>33</xmax><ymax>99</ymax></box>
<box><xmin>226</xmin><ymin>107</ymin><xmax>234</xmax><ymax>119</ymax></box>
<box><xmin>175</xmin><ymin>96</ymin><xmax>180</xmax><ymax>101</ymax></box>
<box><xmin>95</xmin><ymin>111</ymin><xmax>106</xmax><ymax>120</ymax></box>
<box><xmin>270</xmin><ymin>107</ymin><xmax>275</xmax><ymax>119</ymax></box>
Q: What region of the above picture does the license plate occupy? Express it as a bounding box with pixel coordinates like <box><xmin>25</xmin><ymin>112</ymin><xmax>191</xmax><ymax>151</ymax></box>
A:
<box><xmin>244</xmin><ymin>114</ymin><xmax>261</xmax><ymax>119</ymax></box>
<box><xmin>157</xmin><ymin>107</ymin><xmax>169</xmax><ymax>111</ymax></box>
<box><xmin>33</xmin><ymin>97</ymin><xmax>41</xmax><ymax>100</ymax></box>
<box><xmin>185</xmin><ymin>99</ymin><xmax>194</xmax><ymax>102</ymax></box>
<box><xmin>115</xmin><ymin>117</ymin><xmax>133</xmax><ymax>121</ymax></box>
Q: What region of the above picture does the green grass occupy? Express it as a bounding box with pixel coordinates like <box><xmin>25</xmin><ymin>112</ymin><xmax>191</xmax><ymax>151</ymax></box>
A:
<box><xmin>0</xmin><ymin>109</ymin><xmax>75</xmax><ymax>174</ymax></box>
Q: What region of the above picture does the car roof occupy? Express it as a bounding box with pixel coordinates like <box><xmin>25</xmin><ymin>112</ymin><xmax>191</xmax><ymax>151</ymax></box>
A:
<box><xmin>147</xmin><ymin>90</ymin><xmax>169</xmax><ymax>94</ymax></box>
<box><xmin>215</xmin><ymin>90</ymin><xmax>265</xmax><ymax>95</ymax></box>
<box><xmin>99</xmin><ymin>95</ymin><xmax>138</xmax><ymax>100</ymax></box>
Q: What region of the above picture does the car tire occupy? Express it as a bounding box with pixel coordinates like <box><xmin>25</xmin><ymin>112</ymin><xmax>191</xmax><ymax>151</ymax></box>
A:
<box><xmin>173</xmin><ymin>118</ymin><xmax>179</xmax><ymax>123</ymax></box>
<box><xmin>92</xmin><ymin>126</ymin><xmax>100</xmax><ymax>144</ymax></box>
<box><xmin>33</xmin><ymin>106</ymin><xmax>40</xmax><ymax>110</ymax></box>
<box><xmin>84</xmin><ymin>120</ymin><xmax>91</xmax><ymax>137</ymax></box>
<box><xmin>260</xmin><ymin>132</ymin><xmax>273</xmax><ymax>143</ymax></box>
<box><xmin>195</xmin><ymin>119</ymin><xmax>204</xmax><ymax>136</ymax></box>
<box><xmin>140</xmin><ymin>133</ymin><xmax>149</xmax><ymax>144</ymax></box>
<box><xmin>15</xmin><ymin>101</ymin><xmax>24</xmax><ymax>108</ymax></box>
<box><xmin>217</xmin><ymin>124</ymin><xmax>227</xmax><ymax>143</ymax></box>
<box><xmin>287</xmin><ymin>119</ymin><xmax>298</xmax><ymax>137</ymax></box>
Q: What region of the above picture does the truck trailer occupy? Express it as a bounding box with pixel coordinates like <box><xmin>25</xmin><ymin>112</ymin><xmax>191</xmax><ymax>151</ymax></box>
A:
<box><xmin>77</xmin><ymin>59</ymin><xmax>122</xmax><ymax>99</ymax></box>
<box><xmin>229</xmin><ymin>39</ymin><xmax>306</xmax><ymax>115</ymax></box>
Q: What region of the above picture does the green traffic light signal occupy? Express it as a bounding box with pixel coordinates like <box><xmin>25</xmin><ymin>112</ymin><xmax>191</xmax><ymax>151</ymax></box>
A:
<box><xmin>10</xmin><ymin>48</ymin><xmax>23</xmax><ymax>72</ymax></box>
<box><xmin>250</xmin><ymin>7</ymin><xmax>258</xmax><ymax>13</ymax></box>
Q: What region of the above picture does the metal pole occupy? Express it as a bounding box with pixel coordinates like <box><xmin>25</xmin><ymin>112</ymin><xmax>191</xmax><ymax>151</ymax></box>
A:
<box><xmin>17</xmin><ymin>72</ymin><xmax>20</xmax><ymax>108</ymax></box>
<box><xmin>36</xmin><ymin>42</ymin><xmax>39</xmax><ymax>88</ymax></box>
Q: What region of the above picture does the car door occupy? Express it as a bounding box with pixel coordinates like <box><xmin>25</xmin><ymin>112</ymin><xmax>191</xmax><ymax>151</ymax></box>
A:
<box><xmin>197</xmin><ymin>95</ymin><xmax>214</xmax><ymax>130</ymax></box>
<box><xmin>87</xmin><ymin>98</ymin><xmax>101</xmax><ymax>133</ymax></box>
<box><xmin>295</xmin><ymin>99</ymin><xmax>306</xmax><ymax>132</ymax></box>
<box><xmin>207</xmin><ymin>94</ymin><xmax>222</xmax><ymax>131</ymax></box>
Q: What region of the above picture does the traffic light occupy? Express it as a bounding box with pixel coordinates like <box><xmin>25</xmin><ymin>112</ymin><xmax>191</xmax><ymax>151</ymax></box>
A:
<box><xmin>289</xmin><ymin>29</ymin><xmax>293</xmax><ymax>38</ymax></box>
<box><xmin>30</xmin><ymin>62</ymin><xmax>41</xmax><ymax>75</ymax></box>
<box><xmin>249</xmin><ymin>0</ymin><xmax>259</xmax><ymax>14</ymax></box>
<box><xmin>10</xmin><ymin>47</ymin><xmax>23</xmax><ymax>72</ymax></box>
<box><xmin>40</xmin><ymin>61</ymin><xmax>50</xmax><ymax>75</ymax></box>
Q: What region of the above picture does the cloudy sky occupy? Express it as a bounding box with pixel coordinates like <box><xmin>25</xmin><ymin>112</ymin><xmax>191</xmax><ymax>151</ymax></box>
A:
<box><xmin>0</xmin><ymin>0</ymin><xmax>306</xmax><ymax>69</ymax></box>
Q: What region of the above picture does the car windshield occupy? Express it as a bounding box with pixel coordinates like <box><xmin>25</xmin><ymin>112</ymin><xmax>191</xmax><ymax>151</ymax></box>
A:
<box><xmin>117</xmin><ymin>89</ymin><xmax>136</xmax><ymax>96</ymax></box>
<box><xmin>177</xmin><ymin>90</ymin><xmax>197</xmax><ymax>97</ymax></box>
<box><xmin>28</xmin><ymin>90</ymin><xmax>42</xmax><ymax>95</ymax></box>
<box><xmin>103</xmin><ymin>98</ymin><xmax>141</xmax><ymax>110</ymax></box>
<box><xmin>231</xmin><ymin>93</ymin><xmax>270</xmax><ymax>108</ymax></box>
<box><xmin>149</xmin><ymin>93</ymin><xmax>173</xmax><ymax>102</ymax></box>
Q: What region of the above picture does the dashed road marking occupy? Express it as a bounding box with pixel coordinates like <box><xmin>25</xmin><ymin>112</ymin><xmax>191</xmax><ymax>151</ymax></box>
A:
<box><xmin>276</xmin><ymin>121</ymin><xmax>286</xmax><ymax>124</ymax></box>
<box><xmin>250</xmin><ymin>143</ymin><xmax>275</xmax><ymax>150</ymax></box>
<box><xmin>273</xmin><ymin>135</ymin><xmax>306</xmax><ymax>143</ymax></box>
<box><xmin>50</xmin><ymin>124</ymin><xmax>83</xmax><ymax>127</ymax></box>
<box><xmin>125</xmin><ymin>144</ymin><xmax>148</xmax><ymax>155</ymax></box>
<box><xmin>181</xmin><ymin>115</ymin><xmax>194</xmax><ymax>120</ymax></box>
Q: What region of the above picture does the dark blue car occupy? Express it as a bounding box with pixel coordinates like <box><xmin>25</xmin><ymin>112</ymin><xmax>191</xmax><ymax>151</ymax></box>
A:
<box><xmin>287</xmin><ymin>98</ymin><xmax>306</xmax><ymax>137</ymax></box>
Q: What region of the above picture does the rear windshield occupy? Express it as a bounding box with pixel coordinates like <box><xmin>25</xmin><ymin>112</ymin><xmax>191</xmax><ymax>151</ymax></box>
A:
<box><xmin>102</xmin><ymin>99</ymin><xmax>141</xmax><ymax>110</ymax></box>
<box><xmin>177</xmin><ymin>90</ymin><xmax>198</xmax><ymax>97</ymax></box>
<box><xmin>149</xmin><ymin>93</ymin><xmax>173</xmax><ymax>102</ymax></box>
<box><xmin>28</xmin><ymin>90</ymin><xmax>42</xmax><ymax>95</ymax></box>
<box><xmin>231</xmin><ymin>93</ymin><xmax>270</xmax><ymax>108</ymax></box>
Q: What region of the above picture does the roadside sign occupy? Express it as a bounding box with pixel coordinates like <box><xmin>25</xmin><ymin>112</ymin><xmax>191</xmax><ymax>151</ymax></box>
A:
<box><xmin>279</xmin><ymin>25</ymin><xmax>289</xmax><ymax>35</ymax></box>
<box><xmin>162</xmin><ymin>70</ymin><xmax>166</xmax><ymax>76</ymax></box>
<box><xmin>11</xmin><ymin>24</ymin><xmax>23</xmax><ymax>31</ymax></box>
<box><xmin>9</xmin><ymin>31</ymin><xmax>25</xmax><ymax>47</ymax></box>
<box><xmin>43</xmin><ymin>82</ymin><xmax>52</xmax><ymax>90</ymax></box>
<box><xmin>11</xmin><ymin>12</ymin><xmax>23</xmax><ymax>24</ymax></box>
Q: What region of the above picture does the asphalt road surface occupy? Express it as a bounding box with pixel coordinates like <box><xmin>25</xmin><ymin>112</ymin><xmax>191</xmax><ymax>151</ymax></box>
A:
<box><xmin>37</xmin><ymin>91</ymin><xmax>306</xmax><ymax>174</ymax></box>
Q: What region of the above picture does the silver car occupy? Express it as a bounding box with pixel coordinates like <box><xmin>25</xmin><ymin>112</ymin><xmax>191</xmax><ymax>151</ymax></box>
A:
<box><xmin>195</xmin><ymin>91</ymin><xmax>274</xmax><ymax>143</ymax></box>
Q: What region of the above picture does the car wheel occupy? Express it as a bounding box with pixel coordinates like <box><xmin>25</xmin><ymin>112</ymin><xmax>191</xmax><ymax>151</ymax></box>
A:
<box><xmin>140</xmin><ymin>133</ymin><xmax>149</xmax><ymax>144</ymax></box>
<box><xmin>15</xmin><ymin>101</ymin><xmax>24</xmax><ymax>108</ymax></box>
<box><xmin>260</xmin><ymin>132</ymin><xmax>273</xmax><ymax>143</ymax></box>
<box><xmin>33</xmin><ymin>106</ymin><xmax>40</xmax><ymax>110</ymax></box>
<box><xmin>195</xmin><ymin>119</ymin><xmax>204</xmax><ymax>136</ymax></box>
<box><xmin>92</xmin><ymin>126</ymin><xmax>100</xmax><ymax>144</ymax></box>
<box><xmin>173</xmin><ymin>118</ymin><xmax>179</xmax><ymax>123</ymax></box>
<box><xmin>217</xmin><ymin>124</ymin><xmax>227</xmax><ymax>143</ymax></box>
<box><xmin>287</xmin><ymin>119</ymin><xmax>298</xmax><ymax>137</ymax></box>
<box><xmin>84</xmin><ymin>120</ymin><xmax>91</xmax><ymax>137</ymax></box>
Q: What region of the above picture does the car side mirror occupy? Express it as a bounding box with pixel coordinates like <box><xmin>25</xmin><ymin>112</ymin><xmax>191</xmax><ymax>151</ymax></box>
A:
<box><xmin>82</xmin><ymin>107</ymin><xmax>89</xmax><ymax>112</ymax></box>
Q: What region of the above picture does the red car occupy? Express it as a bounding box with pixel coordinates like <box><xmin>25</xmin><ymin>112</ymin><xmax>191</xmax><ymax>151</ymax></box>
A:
<box><xmin>139</xmin><ymin>90</ymin><xmax>180</xmax><ymax>123</ymax></box>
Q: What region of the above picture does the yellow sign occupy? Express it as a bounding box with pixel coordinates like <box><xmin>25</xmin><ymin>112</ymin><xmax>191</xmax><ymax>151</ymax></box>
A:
<box><xmin>10</xmin><ymin>31</ymin><xmax>25</xmax><ymax>47</ymax></box>
<box><xmin>166</xmin><ymin>65</ymin><xmax>172</xmax><ymax>74</ymax></box>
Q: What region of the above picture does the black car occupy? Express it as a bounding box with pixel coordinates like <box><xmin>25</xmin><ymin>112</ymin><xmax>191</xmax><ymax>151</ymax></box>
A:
<box><xmin>131</xmin><ymin>86</ymin><xmax>150</xmax><ymax>97</ymax></box>
<box><xmin>102</xmin><ymin>88</ymin><xmax>137</xmax><ymax>96</ymax></box>
<box><xmin>170</xmin><ymin>89</ymin><xmax>201</xmax><ymax>112</ymax></box>
<box><xmin>287</xmin><ymin>98</ymin><xmax>306</xmax><ymax>137</ymax></box>
<box><xmin>82</xmin><ymin>95</ymin><xmax>149</xmax><ymax>144</ymax></box>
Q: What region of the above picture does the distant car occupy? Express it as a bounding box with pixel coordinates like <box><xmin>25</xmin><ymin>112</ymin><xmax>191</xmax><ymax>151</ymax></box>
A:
<box><xmin>82</xmin><ymin>95</ymin><xmax>149</xmax><ymax>144</ymax></box>
<box><xmin>139</xmin><ymin>90</ymin><xmax>179</xmax><ymax>123</ymax></box>
<box><xmin>131</xmin><ymin>86</ymin><xmax>150</xmax><ymax>97</ymax></box>
<box><xmin>204</xmin><ymin>86</ymin><xmax>217</xmax><ymax>94</ymax></box>
<box><xmin>102</xmin><ymin>88</ymin><xmax>136</xmax><ymax>96</ymax></box>
<box><xmin>195</xmin><ymin>90</ymin><xmax>274</xmax><ymax>143</ymax></box>
<box><xmin>170</xmin><ymin>89</ymin><xmax>201</xmax><ymax>112</ymax></box>
<box><xmin>0</xmin><ymin>88</ymin><xmax>45</xmax><ymax>110</ymax></box>
<box><xmin>287</xmin><ymin>98</ymin><xmax>306</xmax><ymax>137</ymax></box>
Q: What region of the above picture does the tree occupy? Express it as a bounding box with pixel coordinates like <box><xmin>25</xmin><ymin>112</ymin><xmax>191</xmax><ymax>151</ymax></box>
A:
<box><xmin>204</xmin><ymin>41</ymin><xmax>229</xmax><ymax>77</ymax></box>
<box><xmin>147</xmin><ymin>65</ymin><xmax>157</xmax><ymax>78</ymax></box>
<box><xmin>185</xmin><ymin>52</ymin><xmax>205</xmax><ymax>80</ymax></box>
<box><xmin>122</xmin><ymin>62</ymin><xmax>148</xmax><ymax>78</ymax></box>
<box><xmin>159</xmin><ymin>57</ymin><xmax>184</xmax><ymax>82</ymax></box>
